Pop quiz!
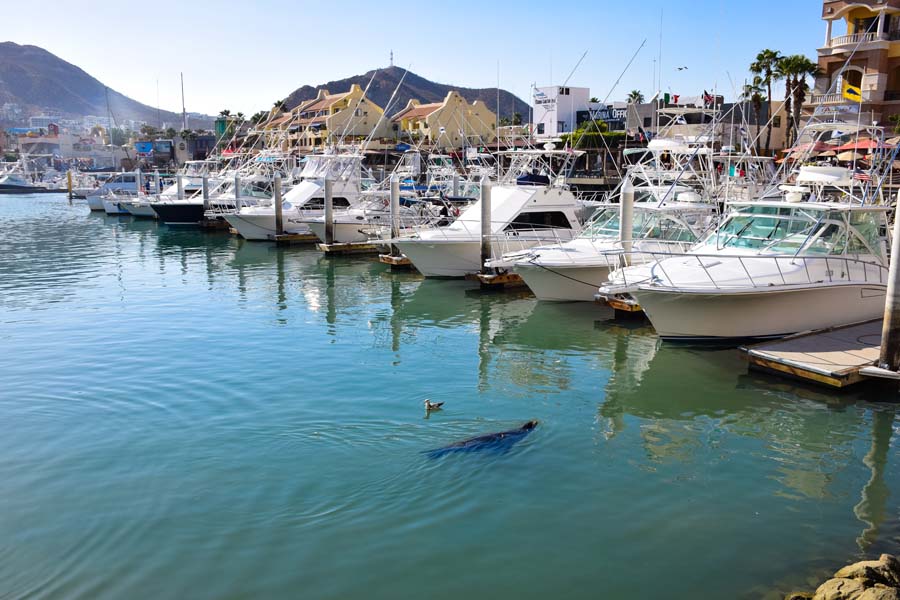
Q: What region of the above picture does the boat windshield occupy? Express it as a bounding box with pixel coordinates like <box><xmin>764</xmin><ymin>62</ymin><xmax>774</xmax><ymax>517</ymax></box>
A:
<box><xmin>580</xmin><ymin>207</ymin><xmax>702</xmax><ymax>242</ymax></box>
<box><xmin>300</xmin><ymin>156</ymin><xmax>359</xmax><ymax>180</ymax></box>
<box><xmin>698</xmin><ymin>204</ymin><xmax>886</xmax><ymax>256</ymax></box>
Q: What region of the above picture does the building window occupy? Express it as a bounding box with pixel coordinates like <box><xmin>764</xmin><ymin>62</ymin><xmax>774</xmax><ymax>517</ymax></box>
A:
<box><xmin>643</xmin><ymin>117</ymin><xmax>652</xmax><ymax>127</ymax></box>
<box><xmin>537</xmin><ymin>123</ymin><xmax>545</xmax><ymax>135</ymax></box>
<box><xmin>558</xmin><ymin>121</ymin><xmax>567</xmax><ymax>132</ymax></box>
<box><xmin>773</xmin><ymin>116</ymin><xmax>781</xmax><ymax>128</ymax></box>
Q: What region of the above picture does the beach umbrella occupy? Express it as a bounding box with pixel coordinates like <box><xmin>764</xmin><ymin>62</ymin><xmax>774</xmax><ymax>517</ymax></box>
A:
<box><xmin>887</xmin><ymin>136</ymin><xmax>900</xmax><ymax>146</ymax></box>
<box><xmin>817</xmin><ymin>150</ymin><xmax>837</xmax><ymax>157</ymax></box>
<box><xmin>786</xmin><ymin>141</ymin><xmax>832</xmax><ymax>154</ymax></box>
<box><xmin>833</xmin><ymin>138</ymin><xmax>893</xmax><ymax>152</ymax></box>
<box><xmin>836</xmin><ymin>150</ymin><xmax>864</xmax><ymax>161</ymax></box>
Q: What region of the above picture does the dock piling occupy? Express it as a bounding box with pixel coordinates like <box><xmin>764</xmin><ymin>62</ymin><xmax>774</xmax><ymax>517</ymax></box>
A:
<box><xmin>619</xmin><ymin>175</ymin><xmax>634</xmax><ymax>266</ymax></box>
<box><xmin>154</xmin><ymin>170</ymin><xmax>161</xmax><ymax>196</ymax></box>
<box><xmin>452</xmin><ymin>173</ymin><xmax>460</xmax><ymax>197</ymax></box>
<box><xmin>176</xmin><ymin>175</ymin><xmax>184</xmax><ymax>200</ymax></box>
<box><xmin>324</xmin><ymin>178</ymin><xmax>334</xmax><ymax>245</ymax></box>
<box><xmin>879</xmin><ymin>193</ymin><xmax>900</xmax><ymax>371</ymax></box>
<box><xmin>201</xmin><ymin>175</ymin><xmax>209</xmax><ymax>211</ymax></box>
<box><xmin>274</xmin><ymin>174</ymin><xmax>284</xmax><ymax>236</ymax></box>
<box><xmin>234</xmin><ymin>174</ymin><xmax>242</xmax><ymax>212</ymax></box>
<box><xmin>389</xmin><ymin>176</ymin><xmax>400</xmax><ymax>255</ymax></box>
<box><xmin>480</xmin><ymin>176</ymin><xmax>492</xmax><ymax>273</ymax></box>
<box><xmin>66</xmin><ymin>170</ymin><xmax>73</xmax><ymax>203</ymax></box>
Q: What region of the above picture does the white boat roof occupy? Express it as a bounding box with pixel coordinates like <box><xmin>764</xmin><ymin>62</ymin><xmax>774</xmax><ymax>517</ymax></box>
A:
<box><xmin>804</xmin><ymin>122</ymin><xmax>879</xmax><ymax>133</ymax></box>
<box><xmin>443</xmin><ymin>185</ymin><xmax>570</xmax><ymax>234</ymax></box>
<box><xmin>728</xmin><ymin>200</ymin><xmax>890</xmax><ymax>212</ymax></box>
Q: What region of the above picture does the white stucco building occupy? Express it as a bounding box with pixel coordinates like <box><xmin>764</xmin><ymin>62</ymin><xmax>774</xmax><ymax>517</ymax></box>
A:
<box><xmin>531</xmin><ymin>86</ymin><xmax>622</xmax><ymax>139</ymax></box>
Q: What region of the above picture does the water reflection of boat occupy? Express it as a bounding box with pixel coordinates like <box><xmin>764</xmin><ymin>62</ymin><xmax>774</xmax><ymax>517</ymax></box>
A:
<box><xmin>600</xmin><ymin>339</ymin><xmax>889</xmax><ymax>504</ymax></box>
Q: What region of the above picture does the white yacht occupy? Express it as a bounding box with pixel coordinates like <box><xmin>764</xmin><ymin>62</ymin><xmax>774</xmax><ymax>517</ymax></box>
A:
<box><xmin>225</xmin><ymin>153</ymin><xmax>367</xmax><ymax>240</ymax></box>
<box><xmin>391</xmin><ymin>149</ymin><xmax>585</xmax><ymax>277</ymax></box>
<box><xmin>599</xmin><ymin>120</ymin><xmax>895</xmax><ymax>340</ymax></box>
<box><xmin>86</xmin><ymin>172</ymin><xmax>141</xmax><ymax>210</ymax></box>
<box><xmin>513</xmin><ymin>187</ymin><xmax>716</xmax><ymax>301</ymax></box>
<box><xmin>305</xmin><ymin>192</ymin><xmax>454</xmax><ymax>244</ymax></box>
<box><xmin>623</xmin><ymin>198</ymin><xmax>890</xmax><ymax>340</ymax></box>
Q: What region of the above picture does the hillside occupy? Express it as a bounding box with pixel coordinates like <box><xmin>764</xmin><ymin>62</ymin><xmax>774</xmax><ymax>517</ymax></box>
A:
<box><xmin>283</xmin><ymin>66</ymin><xmax>529</xmax><ymax>120</ymax></box>
<box><xmin>0</xmin><ymin>42</ymin><xmax>211</xmax><ymax>127</ymax></box>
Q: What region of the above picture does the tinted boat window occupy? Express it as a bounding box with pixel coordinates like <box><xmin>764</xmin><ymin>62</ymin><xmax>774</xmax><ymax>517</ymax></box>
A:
<box><xmin>506</xmin><ymin>211</ymin><xmax>572</xmax><ymax>230</ymax></box>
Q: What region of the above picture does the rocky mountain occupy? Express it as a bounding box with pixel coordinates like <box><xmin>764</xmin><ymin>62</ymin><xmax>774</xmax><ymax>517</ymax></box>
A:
<box><xmin>0</xmin><ymin>42</ymin><xmax>211</xmax><ymax>127</ymax></box>
<box><xmin>283</xmin><ymin>66</ymin><xmax>529</xmax><ymax>120</ymax></box>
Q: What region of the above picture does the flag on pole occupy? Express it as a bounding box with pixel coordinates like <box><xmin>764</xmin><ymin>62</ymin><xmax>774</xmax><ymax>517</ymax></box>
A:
<box><xmin>842</xmin><ymin>81</ymin><xmax>863</xmax><ymax>103</ymax></box>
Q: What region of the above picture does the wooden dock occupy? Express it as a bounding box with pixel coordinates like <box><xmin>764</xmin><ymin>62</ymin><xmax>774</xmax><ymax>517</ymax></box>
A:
<box><xmin>378</xmin><ymin>254</ymin><xmax>415</xmax><ymax>269</ymax></box>
<box><xmin>271</xmin><ymin>233</ymin><xmax>319</xmax><ymax>246</ymax></box>
<box><xmin>465</xmin><ymin>271</ymin><xmax>527</xmax><ymax>289</ymax></box>
<box><xmin>317</xmin><ymin>241</ymin><xmax>385</xmax><ymax>255</ymax></box>
<box><xmin>743</xmin><ymin>320</ymin><xmax>885</xmax><ymax>388</ymax></box>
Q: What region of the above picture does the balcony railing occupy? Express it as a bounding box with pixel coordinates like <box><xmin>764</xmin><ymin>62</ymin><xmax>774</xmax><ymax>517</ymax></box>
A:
<box><xmin>810</xmin><ymin>92</ymin><xmax>869</xmax><ymax>105</ymax></box>
<box><xmin>828</xmin><ymin>31</ymin><xmax>887</xmax><ymax>48</ymax></box>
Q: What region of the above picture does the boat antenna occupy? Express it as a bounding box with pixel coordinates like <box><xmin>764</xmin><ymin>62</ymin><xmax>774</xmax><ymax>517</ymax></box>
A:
<box><xmin>181</xmin><ymin>72</ymin><xmax>187</xmax><ymax>131</ymax></box>
<box><xmin>156</xmin><ymin>78</ymin><xmax>162</xmax><ymax>130</ymax></box>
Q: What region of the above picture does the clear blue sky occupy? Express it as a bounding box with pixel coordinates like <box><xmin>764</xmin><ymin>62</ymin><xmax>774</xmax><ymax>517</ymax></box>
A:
<box><xmin>4</xmin><ymin>0</ymin><xmax>824</xmax><ymax>116</ymax></box>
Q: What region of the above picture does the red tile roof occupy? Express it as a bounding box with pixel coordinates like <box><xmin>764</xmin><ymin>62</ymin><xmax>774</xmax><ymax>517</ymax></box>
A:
<box><xmin>301</xmin><ymin>91</ymin><xmax>351</xmax><ymax>114</ymax></box>
<box><xmin>392</xmin><ymin>102</ymin><xmax>442</xmax><ymax>122</ymax></box>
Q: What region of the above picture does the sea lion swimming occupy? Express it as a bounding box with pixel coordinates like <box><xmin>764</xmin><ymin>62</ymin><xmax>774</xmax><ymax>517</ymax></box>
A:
<box><xmin>424</xmin><ymin>420</ymin><xmax>538</xmax><ymax>458</ymax></box>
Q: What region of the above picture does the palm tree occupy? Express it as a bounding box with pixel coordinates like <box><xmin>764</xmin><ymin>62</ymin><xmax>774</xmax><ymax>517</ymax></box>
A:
<box><xmin>236</xmin><ymin>112</ymin><xmax>245</xmax><ymax>122</ymax></box>
<box><xmin>273</xmin><ymin>99</ymin><xmax>286</xmax><ymax>111</ymax></box>
<box><xmin>787</xmin><ymin>55</ymin><xmax>820</xmax><ymax>147</ymax></box>
<box><xmin>219</xmin><ymin>109</ymin><xmax>231</xmax><ymax>118</ymax></box>
<box><xmin>250</xmin><ymin>111</ymin><xmax>267</xmax><ymax>125</ymax></box>
<box><xmin>627</xmin><ymin>90</ymin><xmax>645</xmax><ymax>104</ymax></box>
<box><xmin>750</xmin><ymin>49</ymin><xmax>782</xmax><ymax>155</ymax></box>
<box><xmin>777</xmin><ymin>54</ymin><xmax>821</xmax><ymax>148</ymax></box>
<box><xmin>741</xmin><ymin>77</ymin><xmax>765</xmax><ymax>153</ymax></box>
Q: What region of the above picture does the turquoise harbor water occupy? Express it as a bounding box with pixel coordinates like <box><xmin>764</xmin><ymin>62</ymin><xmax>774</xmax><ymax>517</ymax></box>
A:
<box><xmin>2</xmin><ymin>194</ymin><xmax>900</xmax><ymax>599</ymax></box>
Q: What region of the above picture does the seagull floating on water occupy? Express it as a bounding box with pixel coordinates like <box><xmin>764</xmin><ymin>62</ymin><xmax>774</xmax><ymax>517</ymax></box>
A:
<box><xmin>424</xmin><ymin>399</ymin><xmax>444</xmax><ymax>412</ymax></box>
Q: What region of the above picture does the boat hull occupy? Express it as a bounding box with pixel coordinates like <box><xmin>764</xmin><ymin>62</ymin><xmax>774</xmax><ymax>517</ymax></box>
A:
<box><xmin>121</xmin><ymin>202</ymin><xmax>158</xmax><ymax>218</ymax></box>
<box><xmin>102</xmin><ymin>198</ymin><xmax>131</xmax><ymax>215</ymax></box>
<box><xmin>516</xmin><ymin>263</ymin><xmax>613</xmax><ymax>302</ymax></box>
<box><xmin>86</xmin><ymin>195</ymin><xmax>106</xmax><ymax>211</ymax></box>
<box><xmin>308</xmin><ymin>221</ymin><xmax>382</xmax><ymax>244</ymax></box>
<box><xmin>392</xmin><ymin>240</ymin><xmax>481</xmax><ymax>277</ymax></box>
<box><xmin>150</xmin><ymin>202</ymin><xmax>205</xmax><ymax>225</ymax></box>
<box><xmin>634</xmin><ymin>283</ymin><xmax>887</xmax><ymax>341</ymax></box>
<box><xmin>225</xmin><ymin>213</ymin><xmax>313</xmax><ymax>241</ymax></box>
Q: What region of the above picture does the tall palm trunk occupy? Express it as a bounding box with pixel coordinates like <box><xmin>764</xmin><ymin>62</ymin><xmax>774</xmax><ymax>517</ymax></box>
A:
<box><xmin>755</xmin><ymin>99</ymin><xmax>763</xmax><ymax>154</ymax></box>
<box><xmin>784</xmin><ymin>77</ymin><xmax>794</xmax><ymax>148</ymax></box>
<box><xmin>765</xmin><ymin>79</ymin><xmax>773</xmax><ymax>155</ymax></box>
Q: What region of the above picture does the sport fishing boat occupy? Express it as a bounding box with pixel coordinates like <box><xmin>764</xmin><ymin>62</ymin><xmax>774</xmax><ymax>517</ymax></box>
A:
<box><xmin>512</xmin><ymin>185</ymin><xmax>716</xmax><ymax>301</ymax></box>
<box><xmin>305</xmin><ymin>192</ymin><xmax>460</xmax><ymax>244</ymax></box>
<box><xmin>151</xmin><ymin>153</ymin><xmax>294</xmax><ymax>225</ymax></box>
<box><xmin>225</xmin><ymin>153</ymin><xmax>368</xmax><ymax>240</ymax></box>
<box><xmin>599</xmin><ymin>119</ymin><xmax>897</xmax><ymax>340</ymax></box>
<box><xmin>86</xmin><ymin>172</ymin><xmax>142</xmax><ymax>210</ymax></box>
<box><xmin>623</xmin><ymin>197</ymin><xmax>891</xmax><ymax>340</ymax></box>
<box><xmin>391</xmin><ymin>148</ymin><xmax>585</xmax><ymax>277</ymax></box>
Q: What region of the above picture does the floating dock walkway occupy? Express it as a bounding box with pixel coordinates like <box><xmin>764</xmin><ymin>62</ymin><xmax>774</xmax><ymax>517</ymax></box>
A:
<box><xmin>742</xmin><ymin>319</ymin><xmax>896</xmax><ymax>388</ymax></box>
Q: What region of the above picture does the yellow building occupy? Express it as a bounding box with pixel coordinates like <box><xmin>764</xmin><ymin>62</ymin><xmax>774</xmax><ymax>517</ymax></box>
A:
<box><xmin>390</xmin><ymin>91</ymin><xmax>496</xmax><ymax>149</ymax></box>
<box><xmin>291</xmin><ymin>84</ymin><xmax>390</xmax><ymax>151</ymax></box>
<box><xmin>813</xmin><ymin>0</ymin><xmax>900</xmax><ymax>122</ymax></box>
